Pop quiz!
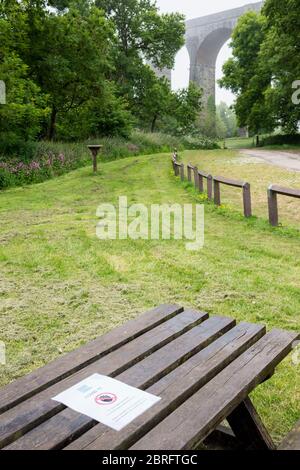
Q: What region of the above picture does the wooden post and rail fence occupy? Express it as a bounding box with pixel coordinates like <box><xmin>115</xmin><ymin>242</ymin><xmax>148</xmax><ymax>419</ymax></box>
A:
<box><xmin>214</xmin><ymin>176</ymin><xmax>252</xmax><ymax>218</ymax></box>
<box><xmin>172</xmin><ymin>151</ymin><xmax>300</xmax><ymax>226</ymax></box>
<box><xmin>268</xmin><ymin>185</ymin><xmax>300</xmax><ymax>227</ymax></box>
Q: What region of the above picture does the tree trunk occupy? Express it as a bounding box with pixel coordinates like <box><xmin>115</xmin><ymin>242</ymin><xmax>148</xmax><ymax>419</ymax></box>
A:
<box><xmin>48</xmin><ymin>106</ymin><xmax>57</xmax><ymax>141</ymax></box>
<box><xmin>151</xmin><ymin>115</ymin><xmax>158</xmax><ymax>133</ymax></box>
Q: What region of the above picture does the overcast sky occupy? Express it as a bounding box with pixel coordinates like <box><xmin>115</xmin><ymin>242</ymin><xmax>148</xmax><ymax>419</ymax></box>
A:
<box><xmin>156</xmin><ymin>0</ymin><xmax>255</xmax><ymax>104</ymax></box>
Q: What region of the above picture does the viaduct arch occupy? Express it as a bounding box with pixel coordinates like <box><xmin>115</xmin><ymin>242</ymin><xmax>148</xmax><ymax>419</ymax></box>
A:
<box><xmin>183</xmin><ymin>2</ymin><xmax>263</xmax><ymax>105</ymax></box>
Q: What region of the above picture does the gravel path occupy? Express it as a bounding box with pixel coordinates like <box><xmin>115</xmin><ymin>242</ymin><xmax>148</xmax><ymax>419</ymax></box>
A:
<box><xmin>240</xmin><ymin>149</ymin><xmax>300</xmax><ymax>172</ymax></box>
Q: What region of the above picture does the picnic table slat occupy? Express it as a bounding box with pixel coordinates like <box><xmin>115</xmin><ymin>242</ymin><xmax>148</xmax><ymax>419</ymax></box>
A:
<box><xmin>64</xmin><ymin>321</ymin><xmax>265</xmax><ymax>450</ymax></box>
<box><xmin>0</xmin><ymin>304</ymin><xmax>183</xmax><ymax>414</ymax></box>
<box><xmin>131</xmin><ymin>328</ymin><xmax>299</xmax><ymax>450</ymax></box>
<box><xmin>0</xmin><ymin>308</ymin><xmax>206</xmax><ymax>449</ymax></box>
<box><xmin>5</xmin><ymin>316</ymin><xmax>235</xmax><ymax>450</ymax></box>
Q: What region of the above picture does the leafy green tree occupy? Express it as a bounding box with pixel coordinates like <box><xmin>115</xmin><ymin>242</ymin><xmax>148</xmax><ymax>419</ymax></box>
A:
<box><xmin>0</xmin><ymin>2</ymin><xmax>49</xmax><ymax>155</ymax></box>
<box><xmin>219</xmin><ymin>12</ymin><xmax>274</xmax><ymax>135</ymax></box>
<box><xmin>95</xmin><ymin>0</ymin><xmax>185</xmax><ymax>112</ymax></box>
<box><xmin>260</xmin><ymin>0</ymin><xmax>300</xmax><ymax>133</ymax></box>
<box><xmin>57</xmin><ymin>83</ymin><xmax>134</xmax><ymax>139</ymax></box>
<box><xmin>198</xmin><ymin>96</ymin><xmax>217</xmax><ymax>138</ymax></box>
<box><xmin>216</xmin><ymin>102</ymin><xmax>237</xmax><ymax>138</ymax></box>
<box><xmin>96</xmin><ymin>0</ymin><xmax>185</xmax><ymax>69</ymax></box>
<box><xmin>172</xmin><ymin>83</ymin><xmax>202</xmax><ymax>135</ymax></box>
<box><xmin>133</xmin><ymin>67</ymin><xmax>173</xmax><ymax>132</ymax></box>
<box><xmin>23</xmin><ymin>1</ymin><xmax>115</xmax><ymax>139</ymax></box>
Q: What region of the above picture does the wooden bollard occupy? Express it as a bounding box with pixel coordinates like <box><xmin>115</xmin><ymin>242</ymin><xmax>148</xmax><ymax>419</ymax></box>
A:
<box><xmin>88</xmin><ymin>145</ymin><xmax>103</xmax><ymax>173</ymax></box>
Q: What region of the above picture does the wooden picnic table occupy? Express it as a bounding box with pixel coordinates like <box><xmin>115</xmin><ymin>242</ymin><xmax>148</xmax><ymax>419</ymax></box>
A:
<box><xmin>0</xmin><ymin>304</ymin><xmax>298</xmax><ymax>451</ymax></box>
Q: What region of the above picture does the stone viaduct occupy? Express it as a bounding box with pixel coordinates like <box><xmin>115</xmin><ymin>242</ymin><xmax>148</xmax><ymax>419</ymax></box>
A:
<box><xmin>169</xmin><ymin>2</ymin><xmax>264</xmax><ymax>105</ymax></box>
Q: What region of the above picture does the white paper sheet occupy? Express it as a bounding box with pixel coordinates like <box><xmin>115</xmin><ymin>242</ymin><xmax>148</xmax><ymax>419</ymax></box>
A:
<box><xmin>52</xmin><ymin>373</ymin><xmax>161</xmax><ymax>431</ymax></box>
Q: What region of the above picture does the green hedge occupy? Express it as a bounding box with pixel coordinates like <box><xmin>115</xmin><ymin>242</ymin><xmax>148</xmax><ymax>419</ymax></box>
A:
<box><xmin>260</xmin><ymin>134</ymin><xmax>300</xmax><ymax>146</ymax></box>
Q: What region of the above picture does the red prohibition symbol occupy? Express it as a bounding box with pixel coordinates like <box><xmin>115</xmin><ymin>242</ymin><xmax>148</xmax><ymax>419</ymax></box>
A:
<box><xmin>95</xmin><ymin>392</ymin><xmax>117</xmax><ymax>405</ymax></box>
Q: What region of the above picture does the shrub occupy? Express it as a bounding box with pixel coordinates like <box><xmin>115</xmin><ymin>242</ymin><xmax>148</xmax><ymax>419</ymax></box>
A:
<box><xmin>260</xmin><ymin>134</ymin><xmax>300</xmax><ymax>147</ymax></box>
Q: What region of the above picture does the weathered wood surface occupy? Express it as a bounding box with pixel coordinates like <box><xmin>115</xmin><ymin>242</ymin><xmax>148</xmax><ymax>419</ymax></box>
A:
<box><xmin>270</xmin><ymin>185</ymin><xmax>300</xmax><ymax>199</ymax></box>
<box><xmin>0</xmin><ymin>304</ymin><xmax>183</xmax><ymax>414</ymax></box>
<box><xmin>131</xmin><ymin>329</ymin><xmax>298</xmax><ymax>450</ymax></box>
<box><xmin>0</xmin><ymin>304</ymin><xmax>298</xmax><ymax>451</ymax></box>
<box><xmin>0</xmin><ymin>308</ymin><xmax>205</xmax><ymax>449</ymax></box>
<box><xmin>213</xmin><ymin>175</ymin><xmax>247</xmax><ymax>188</ymax></box>
<box><xmin>278</xmin><ymin>419</ymin><xmax>300</xmax><ymax>450</ymax></box>
<box><xmin>7</xmin><ymin>316</ymin><xmax>235</xmax><ymax>450</ymax></box>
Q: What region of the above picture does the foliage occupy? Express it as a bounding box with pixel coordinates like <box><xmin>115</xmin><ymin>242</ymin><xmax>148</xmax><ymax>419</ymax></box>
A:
<box><xmin>198</xmin><ymin>96</ymin><xmax>217</xmax><ymax>138</ymax></box>
<box><xmin>95</xmin><ymin>0</ymin><xmax>186</xmax><ymax>133</ymax></box>
<box><xmin>171</xmin><ymin>83</ymin><xmax>203</xmax><ymax>135</ymax></box>
<box><xmin>0</xmin><ymin>2</ymin><xmax>49</xmax><ymax>155</ymax></box>
<box><xmin>216</xmin><ymin>102</ymin><xmax>237</xmax><ymax>138</ymax></box>
<box><xmin>260</xmin><ymin>0</ymin><xmax>300</xmax><ymax>133</ymax></box>
<box><xmin>260</xmin><ymin>134</ymin><xmax>300</xmax><ymax>147</ymax></box>
<box><xmin>0</xmin><ymin>0</ymin><xmax>195</xmax><ymax>150</ymax></box>
<box><xmin>220</xmin><ymin>2</ymin><xmax>300</xmax><ymax>135</ymax></box>
<box><xmin>219</xmin><ymin>12</ymin><xmax>273</xmax><ymax>135</ymax></box>
<box><xmin>23</xmin><ymin>1</ymin><xmax>115</xmax><ymax>139</ymax></box>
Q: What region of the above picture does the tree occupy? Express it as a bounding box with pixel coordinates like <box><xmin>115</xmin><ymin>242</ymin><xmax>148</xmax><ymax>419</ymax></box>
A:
<box><xmin>95</xmin><ymin>0</ymin><xmax>185</xmax><ymax>112</ymax></box>
<box><xmin>198</xmin><ymin>96</ymin><xmax>217</xmax><ymax>138</ymax></box>
<box><xmin>219</xmin><ymin>12</ymin><xmax>274</xmax><ymax>135</ymax></box>
<box><xmin>259</xmin><ymin>0</ymin><xmax>300</xmax><ymax>133</ymax></box>
<box><xmin>133</xmin><ymin>66</ymin><xmax>173</xmax><ymax>132</ymax></box>
<box><xmin>0</xmin><ymin>2</ymin><xmax>49</xmax><ymax>155</ymax></box>
<box><xmin>28</xmin><ymin>2</ymin><xmax>115</xmax><ymax>139</ymax></box>
<box><xmin>172</xmin><ymin>83</ymin><xmax>202</xmax><ymax>135</ymax></box>
<box><xmin>216</xmin><ymin>102</ymin><xmax>237</xmax><ymax>138</ymax></box>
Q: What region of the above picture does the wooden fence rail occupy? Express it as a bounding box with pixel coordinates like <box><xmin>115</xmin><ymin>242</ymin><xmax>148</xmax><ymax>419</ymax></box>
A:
<box><xmin>174</xmin><ymin>161</ymin><xmax>184</xmax><ymax>181</ymax></box>
<box><xmin>172</xmin><ymin>153</ymin><xmax>300</xmax><ymax>226</ymax></box>
<box><xmin>213</xmin><ymin>175</ymin><xmax>252</xmax><ymax>218</ymax></box>
<box><xmin>268</xmin><ymin>184</ymin><xmax>300</xmax><ymax>226</ymax></box>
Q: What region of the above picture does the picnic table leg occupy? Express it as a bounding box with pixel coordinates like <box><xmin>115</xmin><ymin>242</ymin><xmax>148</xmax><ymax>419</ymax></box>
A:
<box><xmin>226</xmin><ymin>397</ymin><xmax>276</xmax><ymax>450</ymax></box>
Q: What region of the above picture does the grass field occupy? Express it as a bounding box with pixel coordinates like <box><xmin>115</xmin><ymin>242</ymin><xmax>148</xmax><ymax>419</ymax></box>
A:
<box><xmin>0</xmin><ymin>149</ymin><xmax>299</xmax><ymax>444</ymax></box>
<box><xmin>184</xmin><ymin>148</ymin><xmax>300</xmax><ymax>228</ymax></box>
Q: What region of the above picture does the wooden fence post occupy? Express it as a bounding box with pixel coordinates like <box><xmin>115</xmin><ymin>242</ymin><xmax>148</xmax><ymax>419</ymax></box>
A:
<box><xmin>207</xmin><ymin>175</ymin><xmax>213</xmax><ymax>201</ymax></box>
<box><xmin>268</xmin><ymin>186</ymin><xmax>279</xmax><ymax>226</ymax></box>
<box><xmin>180</xmin><ymin>164</ymin><xmax>185</xmax><ymax>182</ymax></box>
<box><xmin>198</xmin><ymin>172</ymin><xmax>204</xmax><ymax>193</ymax></box>
<box><xmin>214</xmin><ymin>179</ymin><xmax>221</xmax><ymax>206</ymax></box>
<box><xmin>243</xmin><ymin>183</ymin><xmax>252</xmax><ymax>218</ymax></box>
<box><xmin>187</xmin><ymin>165</ymin><xmax>192</xmax><ymax>182</ymax></box>
<box><xmin>193</xmin><ymin>166</ymin><xmax>199</xmax><ymax>191</ymax></box>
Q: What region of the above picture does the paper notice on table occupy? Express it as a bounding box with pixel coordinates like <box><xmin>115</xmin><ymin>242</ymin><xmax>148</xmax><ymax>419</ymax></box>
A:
<box><xmin>52</xmin><ymin>373</ymin><xmax>161</xmax><ymax>431</ymax></box>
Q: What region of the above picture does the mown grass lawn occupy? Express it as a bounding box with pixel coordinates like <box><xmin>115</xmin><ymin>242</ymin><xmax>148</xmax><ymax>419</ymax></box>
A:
<box><xmin>0</xmin><ymin>149</ymin><xmax>299</xmax><ymax>444</ymax></box>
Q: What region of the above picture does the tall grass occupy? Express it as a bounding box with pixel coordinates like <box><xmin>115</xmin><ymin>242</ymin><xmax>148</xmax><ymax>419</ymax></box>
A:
<box><xmin>0</xmin><ymin>131</ymin><xmax>219</xmax><ymax>189</ymax></box>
